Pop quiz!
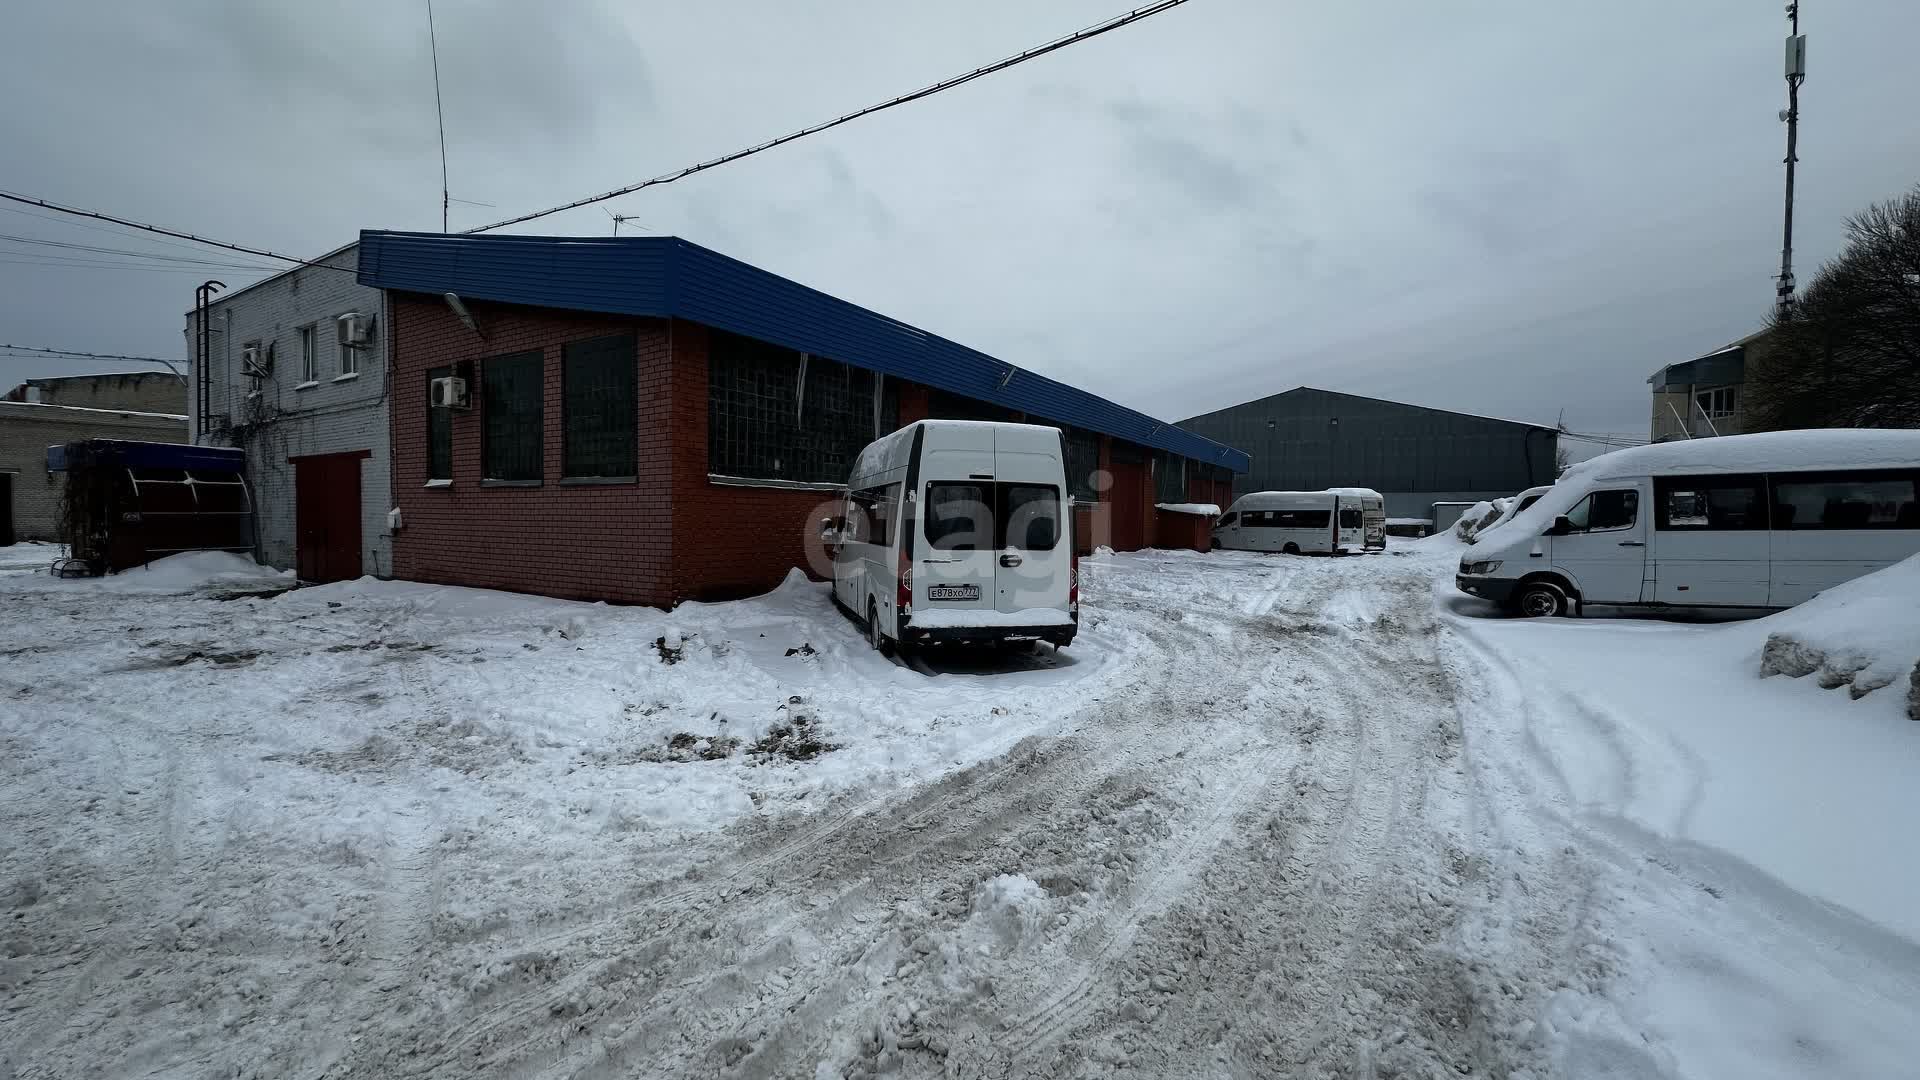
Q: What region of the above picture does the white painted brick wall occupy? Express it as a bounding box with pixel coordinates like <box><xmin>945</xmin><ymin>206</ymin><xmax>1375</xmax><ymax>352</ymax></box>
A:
<box><xmin>185</xmin><ymin>243</ymin><xmax>394</xmax><ymax>576</ymax></box>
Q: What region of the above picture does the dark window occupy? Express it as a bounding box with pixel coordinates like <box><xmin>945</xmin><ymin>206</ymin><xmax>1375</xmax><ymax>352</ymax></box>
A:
<box><xmin>1154</xmin><ymin>452</ymin><xmax>1186</xmax><ymax>504</ymax></box>
<box><xmin>925</xmin><ymin>482</ymin><xmax>991</xmax><ymax>550</ymax></box>
<box><xmin>707</xmin><ymin>331</ymin><xmax>895</xmax><ymax>482</ymax></box>
<box><xmin>1065</xmin><ymin>427</ymin><xmax>1101</xmax><ymax>503</ymax></box>
<box><xmin>482</xmin><ymin>350</ymin><xmax>544</xmax><ymax>482</ymax></box>
<box><xmin>999</xmin><ymin>484</ymin><xmax>1060</xmax><ymax>551</ymax></box>
<box><xmin>1339</xmin><ymin>508</ymin><xmax>1362</xmax><ymax>529</ymax></box>
<box><xmin>1654</xmin><ymin>476</ymin><xmax>1763</xmax><ymax>530</ymax></box>
<box><xmin>1219</xmin><ymin>512</ymin><xmax>1239</xmax><ymax>527</ymax></box>
<box><xmin>846</xmin><ymin>484</ymin><xmax>900</xmax><ymax>546</ymax></box>
<box><xmin>1241</xmin><ymin>509</ymin><xmax>1330</xmax><ymax>529</ymax></box>
<box><xmin>1567</xmin><ymin>488</ymin><xmax>1640</xmax><ymax>531</ymax></box>
<box><xmin>426</xmin><ymin>365</ymin><xmax>451</xmax><ymax>480</ymax></box>
<box><xmin>562</xmin><ymin>334</ymin><xmax>636</xmax><ymax>478</ymax></box>
<box><xmin>1771</xmin><ymin>472</ymin><xmax>1918</xmax><ymax>530</ymax></box>
<box><xmin>1516</xmin><ymin>492</ymin><xmax>1543</xmax><ymax>512</ymax></box>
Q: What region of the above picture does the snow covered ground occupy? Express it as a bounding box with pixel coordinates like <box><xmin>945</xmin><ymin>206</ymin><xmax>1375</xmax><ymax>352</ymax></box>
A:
<box><xmin>1</xmin><ymin>541</ymin><xmax>1915</xmax><ymax>1079</ymax></box>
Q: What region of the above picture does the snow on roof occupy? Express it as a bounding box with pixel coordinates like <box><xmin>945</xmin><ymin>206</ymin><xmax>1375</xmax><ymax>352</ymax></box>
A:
<box><xmin>1155</xmin><ymin>502</ymin><xmax>1221</xmax><ymax>517</ymax></box>
<box><xmin>1324</xmin><ymin>487</ymin><xmax>1383</xmax><ymax>499</ymax></box>
<box><xmin>1574</xmin><ymin>429</ymin><xmax>1920</xmax><ymax>481</ymax></box>
<box><xmin>0</xmin><ymin>400</ymin><xmax>187</xmax><ymax>422</ymax></box>
<box><xmin>26</xmin><ymin>371</ymin><xmax>181</xmax><ymax>384</ymax></box>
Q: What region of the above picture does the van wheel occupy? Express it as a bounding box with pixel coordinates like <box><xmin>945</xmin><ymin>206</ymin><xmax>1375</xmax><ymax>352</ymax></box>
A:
<box><xmin>1513</xmin><ymin>580</ymin><xmax>1569</xmax><ymax>618</ymax></box>
<box><xmin>867</xmin><ymin>599</ymin><xmax>894</xmax><ymax>656</ymax></box>
<box><xmin>1282</xmin><ymin>542</ymin><xmax>1300</xmax><ymax>556</ymax></box>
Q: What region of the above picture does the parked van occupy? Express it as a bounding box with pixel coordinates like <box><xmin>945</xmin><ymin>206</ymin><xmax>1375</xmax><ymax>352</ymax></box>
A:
<box><xmin>1212</xmin><ymin>488</ymin><xmax>1385</xmax><ymax>555</ymax></box>
<box><xmin>1455</xmin><ymin>430</ymin><xmax>1920</xmax><ymax>617</ymax></box>
<box><xmin>827</xmin><ymin>420</ymin><xmax>1076</xmax><ymax>653</ymax></box>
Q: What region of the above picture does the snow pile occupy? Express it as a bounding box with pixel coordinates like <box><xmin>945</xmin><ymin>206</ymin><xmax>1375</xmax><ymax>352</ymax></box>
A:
<box><xmin>1757</xmin><ymin>553</ymin><xmax>1920</xmax><ymax>716</ymax></box>
<box><xmin>0</xmin><ymin>541</ymin><xmax>61</xmax><ymax>572</ymax></box>
<box><xmin>1154</xmin><ymin>502</ymin><xmax>1220</xmax><ymax>517</ymax></box>
<box><xmin>98</xmin><ymin>550</ymin><xmax>291</xmax><ymax>593</ymax></box>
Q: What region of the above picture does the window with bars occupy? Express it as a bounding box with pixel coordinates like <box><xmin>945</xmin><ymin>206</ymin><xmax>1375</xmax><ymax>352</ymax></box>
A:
<box><xmin>482</xmin><ymin>350</ymin><xmax>544</xmax><ymax>482</ymax></box>
<box><xmin>1154</xmin><ymin>451</ymin><xmax>1186</xmax><ymax>504</ymax></box>
<box><xmin>1064</xmin><ymin>427</ymin><xmax>1101</xmax><ymax>502</ymax></box>
<box><xmin>426</xmin><ymin>365</ymin><xmax>451</xmax><ymax>480</ymax></box>
<box><xmin>707</xmin><ymin>330</ymin><xmax>895</xmax><ymax>483</ymax></box>
<box><xmin>563</xmin><ymin>334</ymin><xmax>637</xmax><ymax>478</ymax></box>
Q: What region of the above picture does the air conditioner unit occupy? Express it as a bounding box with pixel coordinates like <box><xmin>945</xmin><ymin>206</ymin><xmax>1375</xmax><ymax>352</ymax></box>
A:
<box><xmin>429</xmin><ymin>375</ymin><xmax>469</xmax><ymax>409</ymax></box>
<box><xmin>240</xmin><ymin>344</ymin><xmax>271</xmax><ymax>379</ymax></box>
<box><xmin>337</xmin><ymin>312</ymin><xmax>373</xmax><ymax>347</ymax></box>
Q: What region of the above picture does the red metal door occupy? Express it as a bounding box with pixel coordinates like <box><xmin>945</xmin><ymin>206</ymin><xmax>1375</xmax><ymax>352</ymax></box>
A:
<box><xmin>1108</xmin><ymin>459</ymin><xmax>1147</xmax><ymax>551</ymax></box>
<box><xmin>294</xmin><ymin>453</ymin><xmax>363</xmax><ymax>582</ymax></box>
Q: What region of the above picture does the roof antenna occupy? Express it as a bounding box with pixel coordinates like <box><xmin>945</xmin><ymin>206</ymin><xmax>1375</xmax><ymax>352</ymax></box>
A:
<box><xmin>606</xmin><ymin>208</ymin><xmax>645</xmax><ymax>235</ymax></box>
<box><xmin>427</xmin><ymin>0</ymin><xmax>450</xmax><ymax>232</ymax></box>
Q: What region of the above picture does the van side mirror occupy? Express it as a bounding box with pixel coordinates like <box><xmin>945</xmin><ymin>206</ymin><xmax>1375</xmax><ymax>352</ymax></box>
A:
<box><xmin>819</xmin><ymin>517</ymin><xmax>841</xmax><ymax>546</ymax></box>
<box><xmin>1547</xmin><ymin>515</ymin><xmax>1574</xmax><ymax>537</ymax></box>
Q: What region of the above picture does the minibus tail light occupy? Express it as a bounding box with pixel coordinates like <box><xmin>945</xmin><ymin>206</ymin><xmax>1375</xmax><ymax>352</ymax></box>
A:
<box><xmin>898</xmin><ymin>546</ymin><xmax>912</xmax><ymax>619</ymax></box>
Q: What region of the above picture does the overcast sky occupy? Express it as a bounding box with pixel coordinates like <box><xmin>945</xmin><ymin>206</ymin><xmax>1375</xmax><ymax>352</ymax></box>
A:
<box><xmin>3</xmin><ymin>0</ymin><xmax>1917</xmax><ymax>438</ymax></box>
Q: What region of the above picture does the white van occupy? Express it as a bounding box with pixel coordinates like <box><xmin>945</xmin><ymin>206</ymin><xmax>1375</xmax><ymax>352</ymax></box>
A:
<box><xmin>1456</xmin><ymin>430</ymin><xmax>1920</xmax><ymax>617</ymax></box>
<box><xmin>1213</xmin><ymin>488</ymin><xmax>1385</xmax><ymax>555</ymax></box>
<box><xmin>827</xmin><ymin>420</ymin><xmax>1076</xmax><ymax>653</ymax></box>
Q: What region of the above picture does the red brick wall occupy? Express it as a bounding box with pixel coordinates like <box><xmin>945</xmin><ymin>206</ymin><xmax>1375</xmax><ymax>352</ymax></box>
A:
<box><xmin>388</xmin><ymin>295</ymin><xmax>677</xmax><ymax>605</ymax></box>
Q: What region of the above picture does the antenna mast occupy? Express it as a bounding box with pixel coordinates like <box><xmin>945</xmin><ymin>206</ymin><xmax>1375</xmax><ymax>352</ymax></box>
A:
<box><xmin>1777</xmin><ymin>2</ymin><xmax>1806</xmax><ymax>318</ymax></box>
<box><xmin>428</xmin><ymin>0</ymin><xmax>450</xmax><ymax>232</ymax></box>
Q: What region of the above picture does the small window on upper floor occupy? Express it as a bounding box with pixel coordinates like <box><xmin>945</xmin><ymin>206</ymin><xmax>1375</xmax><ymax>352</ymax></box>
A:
<box><xmin>338</xmin><ymin>328</ymin><xmax>360</xmax><ymax>377</ymax></box>
<box><xmin>298</xmin><ymin>325</ymin><xmax>318</xmax><ymax>384</ymax></box>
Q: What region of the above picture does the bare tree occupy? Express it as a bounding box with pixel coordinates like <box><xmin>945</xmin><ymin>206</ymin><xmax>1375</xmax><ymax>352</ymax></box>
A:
<box><xmin>1748</xmin><ymin>185</ymin><xmax>1920</xmax><ymax>431</ymax></box>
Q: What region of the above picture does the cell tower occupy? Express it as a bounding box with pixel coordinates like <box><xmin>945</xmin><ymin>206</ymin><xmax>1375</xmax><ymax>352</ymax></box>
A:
<box><xmin>1776</xmin><ymin>3</ymin><xmax>1807</xmax><ymax>318</ymax></box>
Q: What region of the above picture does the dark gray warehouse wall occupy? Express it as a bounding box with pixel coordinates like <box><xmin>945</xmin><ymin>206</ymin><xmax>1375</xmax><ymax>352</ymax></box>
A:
<box><xmin>1179</xmin><ymin>388</ymin><xmax>1559</xmax><ymax>517</ymax></box>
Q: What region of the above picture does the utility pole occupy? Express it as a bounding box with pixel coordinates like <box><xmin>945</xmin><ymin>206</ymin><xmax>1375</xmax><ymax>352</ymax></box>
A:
<box><xmin>1777</xmin><ymin>2</ymin><xmax>1807</xmax><ymax>319</ymax></box>
<box><xmin>428</xmin><ymin>0</ymin><xmax>450</xmax><ymax>232</ymax></box>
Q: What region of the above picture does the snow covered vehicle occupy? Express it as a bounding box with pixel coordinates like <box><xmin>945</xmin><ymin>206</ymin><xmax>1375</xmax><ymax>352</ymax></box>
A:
<box><xmin>1455</xmin><ymin>429</ymin><xmax>1920</xmax><ymax>617</ymax></box>
<box><xmin>826</xmin><ymin>420</ymin><xmax>1076</xmax><ymax>653</ymax></box>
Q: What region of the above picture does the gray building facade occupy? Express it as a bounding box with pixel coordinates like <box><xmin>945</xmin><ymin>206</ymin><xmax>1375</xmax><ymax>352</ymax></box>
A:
<box><xmin>187</xmin><ymin>242</ymin><xmax>393</xmax><ymax>580</ymax></box>
<box><xmin>1179</xmin><ymin>387</ymin><xmax>1559</xmax><ymax>520</ymax></box>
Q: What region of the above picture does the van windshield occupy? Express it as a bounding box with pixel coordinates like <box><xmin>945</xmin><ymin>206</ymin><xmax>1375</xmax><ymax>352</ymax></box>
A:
<box><xmin>922</xmin><ymin>482</ymin><xmax>1061</xmax><ymax>551</ymax></box>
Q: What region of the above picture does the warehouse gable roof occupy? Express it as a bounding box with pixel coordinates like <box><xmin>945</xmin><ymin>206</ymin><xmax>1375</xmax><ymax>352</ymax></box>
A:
<box><xmin>1182</xmin><ymin>386</ymin><xmax>1556</xmax><ymax>434</ymax></box>
<box><xmin>356</xmin><ymin>231</ymin><xmax>1248</xmax><ymax>472</ymax></box>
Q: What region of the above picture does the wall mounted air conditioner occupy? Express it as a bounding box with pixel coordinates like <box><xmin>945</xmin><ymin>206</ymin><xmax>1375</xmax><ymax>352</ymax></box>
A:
<box><xmin>240</xmin><ymin>343</ymin><xmax>272</xmax><ymax>379</ymax></box>
<box><xmin>429</xmin><ymin>375</ymin><xmax>469</xmax><ymax>409</ymax></box>
<box><xmin>337</xmin><ymin>312</ymin><xmax>373</xmax><ymax>347</ymax></box>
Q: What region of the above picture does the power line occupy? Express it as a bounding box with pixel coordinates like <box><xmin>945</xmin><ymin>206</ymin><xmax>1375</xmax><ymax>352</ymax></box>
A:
<box><xmin>0</xmin><ymin>189</ymin><xmax>355</xmax><ymax>272</ymax></box>
<box><xmin>0</xmin><ymin>343</ymin><xmax>186</xmax><ymax>379</ymax></box>
<box><xmin>466</xmin><ymin>0</ymin><xmax>1199</xmax><ymax>234</ymax></box>
<box><xmin>0</xmin><ymin>231</ymin><xmax>279</xmax><ymax>270</ymax></box>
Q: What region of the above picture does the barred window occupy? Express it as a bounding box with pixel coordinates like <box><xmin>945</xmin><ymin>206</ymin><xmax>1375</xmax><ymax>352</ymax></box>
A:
<box><xmin>483</xmin><ymin>350</ymin><xmax>543</xmax><ymax>482</ymax></box>
<box><xmin>707</xmin><ymin>330</ymin><xmax>896</xmax><ymax>483</ymax></box>
<box><xmin>1064</xmin><ymin>426</ymin><xmax>1101</xmax><ymax>503</ymax></box>
<box><xmin>563</xmin><ymin>334</ymin><xmax>636</xmax><ymax>478</ymax></box>
<box><xmin>1154</xmin><ymin>451</ymin><xmax>1186</xmax><ymax>504</ymax></box>
<box><xmin>426</xmin><ymin>365</ymin><xmax>451</xmax><ymax>480</ymax></box>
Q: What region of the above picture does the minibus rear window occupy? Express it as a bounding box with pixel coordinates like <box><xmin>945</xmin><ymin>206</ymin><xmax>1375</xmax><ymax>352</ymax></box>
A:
<box><xmin>925</xmin><ymin>483</ymin><xmax>991</xmax><ymax>550</ymax></box>
<box><xmin>1000</xmin><ymin>485</ymin><xmax>1060</xmax><ymax>551</ymax></box>
<box><xmin>1339</xmin><ymin>508</ymin><xmax>1362</xmax><ymax>529</ymax></box>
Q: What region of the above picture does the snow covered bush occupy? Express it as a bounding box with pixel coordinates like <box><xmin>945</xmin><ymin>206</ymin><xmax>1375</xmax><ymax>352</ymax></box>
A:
<box><xmin>1757</xmin><ymin>553</ymin><xmax>1920</xmax><ymax>717</ymax></box>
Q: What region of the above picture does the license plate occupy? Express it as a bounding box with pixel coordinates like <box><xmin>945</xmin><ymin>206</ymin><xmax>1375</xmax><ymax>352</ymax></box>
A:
<box><xmin>927</xmin><ymin>584</ymin><xmax>981</xmax><ymax>601</ymax></box>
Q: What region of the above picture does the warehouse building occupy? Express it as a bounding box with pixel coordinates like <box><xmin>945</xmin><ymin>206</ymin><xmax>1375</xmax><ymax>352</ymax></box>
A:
<box><xmin>1</xmin><ymin>373</ymin><xmax>187</xmax><ymax>544</ymax></box>
<box><xmin>356</xmin><ymin>230</ymin><xmax>1247</xmax><ymax>606</ymax></box>
<box><xmin>1178</xmin><ymin>387</ymin><xmax>1558</xmax><ymax>520</ymax></box>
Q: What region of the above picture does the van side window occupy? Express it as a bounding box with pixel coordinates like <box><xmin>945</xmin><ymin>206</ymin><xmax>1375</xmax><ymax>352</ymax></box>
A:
<box><xmin>1218</xmin><ymin>512</ymin><xmax>1238</xmax><ymax>527</ymax></box>
<box><xmin>1339</xmin><ymin>508</ymin><xmax>1362</xmax><ymax>529</ymax></box>
<box><xmin>1771</xmin><ymin>472</ymin><xmax>1918</xmax><ymax>530</ymax></box>
<box><xmin>1000</xmin><ymin>484</ymin><xmax>1060</xmax><ymax>551</ymax></box>
<box><xmin>1654</xmin><ymin>475</ymin><xmax>1765</xmax><ymax>530</ymax></box>
<box><xmin>925</xmin><ymin>483</ymin><xmax>990</xmax><ymax>550</ymax></box>
<box><xmin>1566</xmin><ymin>489</ymin><xmax>1638</xmax><ymax>531</ymax></box>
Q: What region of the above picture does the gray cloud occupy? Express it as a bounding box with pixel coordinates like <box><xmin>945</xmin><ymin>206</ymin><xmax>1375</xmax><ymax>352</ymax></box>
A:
<box><xmin>2</xmin><ymin>0</ymin><xmax>1917</xmax><ymax>441</ymax></box>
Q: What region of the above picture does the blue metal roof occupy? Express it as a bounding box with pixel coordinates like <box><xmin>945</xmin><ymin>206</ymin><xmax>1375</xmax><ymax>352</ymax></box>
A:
<box><xmin>47</xmin><ymin>440</ymin><xmax>245</xmax><ymax>472</ymax></box>
<box><xmin>357</xmin><ymin>230</ymin><xmax>1249</xmax><ymax>473</ymax></box>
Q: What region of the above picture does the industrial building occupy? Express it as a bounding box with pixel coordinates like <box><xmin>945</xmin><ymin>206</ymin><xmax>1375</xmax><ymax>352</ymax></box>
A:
<box><xmin>349</xmin><ymin>230</ymin><xmax>1246</xmax><ymax>606</ymax></box>
<box><xmin>0</xmin><ymin>372</ymin><xmax>187</xmax><ymax>544</ymax></box>
<box><xmin>1178</xmin><ymin>387</ymin><xmax>1558</xmax><ymax>520</ymax></box>
<box><xmin>1648</xmin><ymin>328</ymin><xmax>1766</xmax><ymax>442</ymax></box>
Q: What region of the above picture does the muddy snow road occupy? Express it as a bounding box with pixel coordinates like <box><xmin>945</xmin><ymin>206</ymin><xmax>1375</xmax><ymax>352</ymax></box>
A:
<box><xmin>6</xmin><ymin>545</ymin><xmax>1913</xmax><ymax>1079</ymax></box>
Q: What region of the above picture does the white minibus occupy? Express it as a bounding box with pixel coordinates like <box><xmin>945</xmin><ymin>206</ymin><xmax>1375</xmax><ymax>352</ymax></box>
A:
<box><xmin>826</xmin><ymin>420</ymin><xmax>1076</xmax><ymax>653</ymax></box>
<box><xmin>1455</xmin><ymin>430</ymin><xmax>1920</xmax><ymax>617</ymax></box>
<box><xmin>1212</xmin><ymin>489</ymin><xmax>1385</xmax><ymax>555</ymax></box>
